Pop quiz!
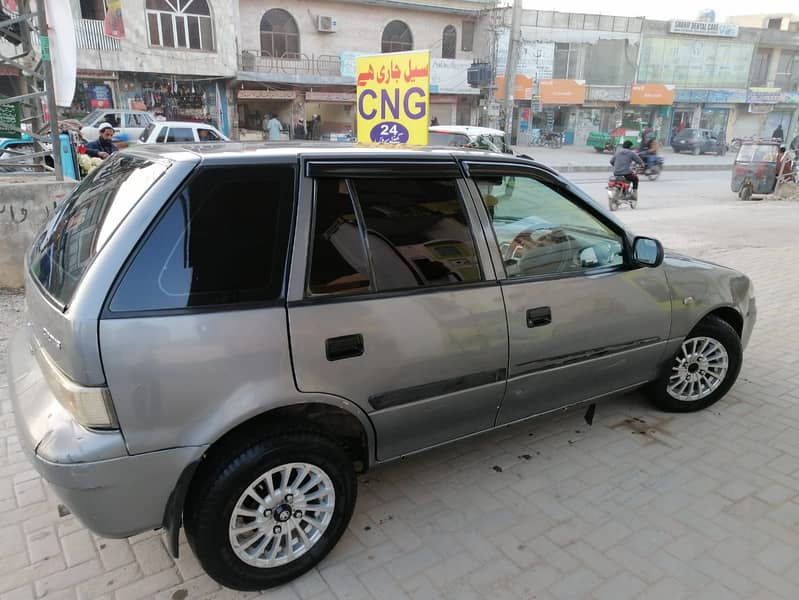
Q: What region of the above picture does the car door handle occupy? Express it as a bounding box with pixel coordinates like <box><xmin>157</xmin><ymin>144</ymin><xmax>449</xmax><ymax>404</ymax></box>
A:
<box><xmin>325</xmin><ymin>334</ymin><xmax>364</xmax><ymax>361</ymax></box>
<box><xmin>526</xmin><ymin>307</ymin><xmax>552</xmax><ymax>328</ymax></box>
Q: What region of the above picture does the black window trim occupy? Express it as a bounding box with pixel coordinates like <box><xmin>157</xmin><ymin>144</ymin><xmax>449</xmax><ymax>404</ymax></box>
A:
<box><xmin>306</xmin><ymin>160</ymin><xmax>460</xmax><ymax>179</ymax></box>
<box><xmin>302</xmin><ymin>172</ymin><xmax>490</xmax><ymax>303</ymax></box>
<box><xmin>462</xmin><ymin>160</ymin><xmax>638</xmax><ymax>283</ymax></box>
<box><xmin>100</xmin><ymin>160</ymin><xmax>298</xmax><ymax>320</ymax></box>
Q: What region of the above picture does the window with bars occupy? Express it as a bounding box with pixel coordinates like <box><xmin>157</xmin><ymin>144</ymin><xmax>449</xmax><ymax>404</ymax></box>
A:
<box><xmin>382</xmin><ymin>20</ymin><xmax>413</xmax><ymax>53</ymax></box>
<box><xmin>442</xmin><ymin>25</ymin><xmax>456</xmax><ymax>59</ymax></box>
<box><xmin>260</xmin><ymin>8</ymin><xmax>300</xmax><ymax>58</ymax></box>
<box><xmin>145</xmin><ymin>0</ymin><xmax>214</xmax><ymax>52</ymax></box>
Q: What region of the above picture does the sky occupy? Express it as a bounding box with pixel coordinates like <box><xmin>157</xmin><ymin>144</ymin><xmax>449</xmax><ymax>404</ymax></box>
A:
<box><xmin>520</xmin><ymin>0</ymin><xmax>797</xmax><ymax>22</ymax></box>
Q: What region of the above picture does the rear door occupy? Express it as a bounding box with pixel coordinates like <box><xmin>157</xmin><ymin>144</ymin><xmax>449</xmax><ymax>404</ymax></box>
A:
<box><xmin>464</xmin><ymin>161</ymin><xmax>672</xmax><ymax>424</ymax></box>
<box><xmin>287</xmin><ymin>159</ymin><xmax>509</xmax><ymax>461</ymax></box>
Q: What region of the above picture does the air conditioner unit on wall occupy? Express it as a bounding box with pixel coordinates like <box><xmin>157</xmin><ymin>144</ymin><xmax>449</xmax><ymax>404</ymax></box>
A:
<box><xmin>317</xmin><ymin>16</ymin><xmax>337</xmax><ymax>33</ymax></box>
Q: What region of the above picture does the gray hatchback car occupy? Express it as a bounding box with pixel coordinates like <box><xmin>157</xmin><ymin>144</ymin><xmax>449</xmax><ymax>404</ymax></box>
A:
<box><xmin>8</xmin><ymin>143</ymin><xmax>756</xmax><ymax>590</ymax></box>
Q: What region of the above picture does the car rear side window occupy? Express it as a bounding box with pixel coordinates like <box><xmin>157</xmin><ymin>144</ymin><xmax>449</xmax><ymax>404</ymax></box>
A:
<box><xmin>166</xmin><ymin>127</ymin><xmax>194</xmax><ymax>142</ymax></box>
<box><xmin>307</xmin><ymin>176</ymin><xmax>482</xmax><ymax>296</ymax></box>
<box><xmin>29</xmin><ymin>155</ymin><xmax>169</xmax><ymax>306</ymax></box>
<box><xmin>109</xmin><ymin>165</ymin><xmax>294</xmax><ymax>312</ymax></box>
<box><xmin>140</xmin><ymin>122</ymin><xmax>156</xmax><ymax>142</ymax></box>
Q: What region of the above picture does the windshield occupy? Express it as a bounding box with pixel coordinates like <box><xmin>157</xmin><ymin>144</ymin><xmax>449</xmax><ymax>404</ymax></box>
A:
<box><xmin>29</xmin><ymin>154</ymin><xmax>169</xmax><ymax>306</ymax></box>
<box><xmin>675</xmin><ymin>129</ymin><xmax>699</xmax><ymax>139</ymax></box>
<box><xmin>736</xmin><ymin>144</ymin><xmax>778</xmax><ymax>163</ymax></box>
<box><xmin>79</xmin><ymin>109</ymin><xmax>104</xmax><ymax>126</ymax></box>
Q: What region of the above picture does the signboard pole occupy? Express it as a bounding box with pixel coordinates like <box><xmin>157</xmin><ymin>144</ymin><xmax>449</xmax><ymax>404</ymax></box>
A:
<box><xmin>502</xmin><ymin>0</ymin><xmax>522</xmax><ymax>137</ymax></box>
<box><xmin>36</xmin><ymin>1</ymin><xmax>62</xmax><ymax>180</ymax></box>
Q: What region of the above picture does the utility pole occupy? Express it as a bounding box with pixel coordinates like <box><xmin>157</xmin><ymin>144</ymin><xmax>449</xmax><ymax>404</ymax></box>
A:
<box><xmin>502</xmin><ymin>0</ymin><xmax>522</xmax><ymax>138</ymax></box>
<box><xmin>36</xmin><ymin>0</ymin><xmax>63</xmax><ymax>180</ymax></box>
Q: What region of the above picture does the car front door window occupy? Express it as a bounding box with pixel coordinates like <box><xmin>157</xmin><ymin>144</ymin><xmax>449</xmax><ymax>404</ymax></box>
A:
<box><xmin>474</xmin><ymin>174</ymin><xmax>624</xmax><ymax>278</ymax></box>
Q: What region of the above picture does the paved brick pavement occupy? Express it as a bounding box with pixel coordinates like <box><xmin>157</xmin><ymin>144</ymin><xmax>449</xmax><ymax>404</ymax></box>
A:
<box><xmin>1</xmin><ymin>178</ymin><xmax>798</xmax><ymax>599</ymax></box>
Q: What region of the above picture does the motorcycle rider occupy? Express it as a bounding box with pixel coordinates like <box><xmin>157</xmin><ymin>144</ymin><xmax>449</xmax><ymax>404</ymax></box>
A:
<box><xmin>611</xmin><ymin>140</ymin><xmax>644</xmax><ymax>198</ymax></box>
<box><xmin>639</xmin><ymin>133</ymin><xmax>659</xmax><ymax>170</ymax></box>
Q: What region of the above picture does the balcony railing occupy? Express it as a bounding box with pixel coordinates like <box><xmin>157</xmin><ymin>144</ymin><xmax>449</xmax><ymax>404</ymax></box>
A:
<box><xmin>75</xmin><ymin>19</ymin><xmax>120</xmax><ymax>51</ymax></box>
<box><xmin>239</xmin><ymin>51</ymin><xmax>342</xmax><ymax>77</ymax></box>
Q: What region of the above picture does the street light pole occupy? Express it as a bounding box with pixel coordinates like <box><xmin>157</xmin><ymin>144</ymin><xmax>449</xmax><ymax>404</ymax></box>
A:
<box><xmin>35</xmin><ymin>0</ymin><xmax>63</xmax><ymax>180</ymax></box>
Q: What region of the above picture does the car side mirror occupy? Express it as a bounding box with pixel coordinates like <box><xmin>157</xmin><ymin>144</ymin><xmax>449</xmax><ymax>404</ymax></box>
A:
<box><xmin>633</xmin><ymin>237</ymin><xmax>663</xmax><ymax>267</ymax></box>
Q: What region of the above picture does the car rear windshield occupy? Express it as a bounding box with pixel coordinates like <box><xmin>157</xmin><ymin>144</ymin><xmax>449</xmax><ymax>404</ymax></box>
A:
<box><xmin>79</xmin><ymin>109</ymin><xmax>103</xmax><ymax>126</ymax></box>
<box><xmin>29</xmin><ymin>154</ymin><xmax>169</xmax><ymax>306</ymax></box>
<box><xmin>736</xmin><ymin>144</ymin><xmax>778</xmax><ymax>163</ymax></box>
<box><xmin>675</xmin><ymin>129</ymin><xmax>699</xmax><ymax>139</ymax></box>
<box><xmin>428</xmin><ymin>131</ymin><xmax>471</xmax><ymax>147</ymax></box>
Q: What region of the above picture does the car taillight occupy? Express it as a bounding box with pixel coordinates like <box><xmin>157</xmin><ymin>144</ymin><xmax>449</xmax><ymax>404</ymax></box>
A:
<box><xmin>34</xmin><ymin>344</ymin><xmax>118</xmax><ymax>430</ymax></box>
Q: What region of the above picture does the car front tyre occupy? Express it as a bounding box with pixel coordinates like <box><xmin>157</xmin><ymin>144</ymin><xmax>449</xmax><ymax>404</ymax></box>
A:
<box><xmin>184</xmin><ymin>430</ymin><xmax>357</xmax><ymax>591</ymax></box>
<box><xmin>647</xmin><ymin>315</ymin><xmax>742</xmax><ymax>413</ymax></box>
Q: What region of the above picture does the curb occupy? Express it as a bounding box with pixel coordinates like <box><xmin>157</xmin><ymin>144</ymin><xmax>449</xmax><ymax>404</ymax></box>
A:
<box><xmin>548</xmin><ymin>164</ymin><xmax>733</xmax><ymax>174</ymax></box>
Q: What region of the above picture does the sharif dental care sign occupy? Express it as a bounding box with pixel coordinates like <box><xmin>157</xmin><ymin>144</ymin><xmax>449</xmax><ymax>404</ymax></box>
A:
<box><xmin>356</xmin><ymin>51</ymin><xmax>430</xmax><ymax>145</ymax></box>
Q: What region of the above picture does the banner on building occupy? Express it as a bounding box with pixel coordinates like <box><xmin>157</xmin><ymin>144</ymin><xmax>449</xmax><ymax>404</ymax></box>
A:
<box><xmin>669</xmin><ymin>20</ymin><xmax>738</xmax><ymax>37</ymax></box>
<box><xmin>87</xmin><ymin>83</ymin><xmax>113</xmax><ymax>108</ymax></box>
<box><xmin>356</xmin><ymin>50</ymin><xmax>430</xmax><ymax>146</ymax></box>
<box><xmin>430</xmin><ymin>59</ymin><xmax>479</xmax><ymax>95</ymax></box>
<box><xmin>748</xmin><ymin>87</ymin><xmax>782</xmax><ymax>104</ymax></box>
<box><xmin>630</xmin><ymin>84</ymin><xmax>675</xmax><ymax>105</ymax></box>
<box><xmin>494</xmin><ymin>75</ymin><xmax>533</xmax><ymax>101</ymax></box>
<box><xmin>539</xmin><ymin>80</ymin><xmax>585</xmax><ymax>105</ymax></box>
<box><xmin>104</xmin><ymin>0</ymin><xmax>125</xmax><ymax>39</ymax></box>
<box><xmin>0</xmin><ymin>101</ymin><xmax>21</xmax><ymax>138</ymax></box>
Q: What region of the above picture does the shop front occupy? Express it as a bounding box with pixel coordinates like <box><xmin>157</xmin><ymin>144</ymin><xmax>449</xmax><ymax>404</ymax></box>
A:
<box><xmin>236</xmin><ymin>89</ymin><xmax>296</xmax><ymax>140</ymax></box>
<box><xmin>116</xmin><ymin>73</ymin><xmax>230</xmax><ymax>134</ymax></box>
<box><xmin>732</xmin><ymin>88</ymin><xmax>797</xmax><ymax>140</ymax></box>
<box><xmin>71</xmin><ymin>71</ymin><xmax>118</xmax><ymax>118</ymax></box>
<box><xmin>538</xmin><ymin>79</ymin><xmax>586</xmax><ymax>144</ymax></box>
<box><xmin>670</xmin><ymin>89</ymin><xmax>747</xmax><ymax>142</ymax></box>
<box><xmin>627</xmin><ymin>84</ymin><xmax>675</xmax><ymax>143</ymax></box>
<box><xmin>304</xmin><ymin>91</ymin><xmax>356</xmax><ymax>140</ymax></box>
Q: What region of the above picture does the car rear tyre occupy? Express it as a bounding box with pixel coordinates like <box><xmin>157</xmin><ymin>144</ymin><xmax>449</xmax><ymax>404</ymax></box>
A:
<box><xmin>647</xmin><ymin>315</ymin><xmax>742</xmax><ymax>413</ymax></box>
<box><xmin>739</xmin><ymin>184</ymin><xmax>753</xmax><ymax>202</ymax></box>
<box><xmin>184</xmin><ymin>430</ymin><xmax>357</xmax><ymax>591</ymax></box>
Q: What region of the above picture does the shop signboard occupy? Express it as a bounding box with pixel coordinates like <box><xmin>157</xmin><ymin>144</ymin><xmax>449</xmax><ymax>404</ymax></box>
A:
<box><xmin>586</xmin><ymin>86</ymin><xmax>626</xmax><ymax>102</ymax></box>
<box><xmin>306</xmin><ymin>92</ymin><xmax>357</xmax><ymax>102</ymax></box>
<box><xmin>674</xmin><ymin>88</ymin><xmax>748</xmax><ymax>103</ymax></box>
<box><xmin>496</xmin><ymin>29</ymin><xmax>555</xmax><ymax>81</ymax></box>
<box><xmin>630</xmin><ymin>84</ymin><xmax>675</xmax><ymax>105</ymax></box>
<box><xmin>748</xmin><ymin>104</ymin><xmax>773</xmax><ymax>114</ymax></box>
<box><xmin>238</xmin><ymin>90</ymin><xmax>296</xmax><ymax>100</ymax></box>
<box><xmin>430</xmin><ymin>59</ymin><xmax>479</xmax><ymax>95</ymax></box>
<box><xmin>494</xmin><ymin>75</ymin><xmax>533</xmax><ymax>101</ymax></box>
<box><xmin>540</xmin><ymin>80</ymin><xmax>585</xmax><ymax>105</ymax></box>
<box><xmin>104</xmin><ymin>0</ymin><xmax>125</xmax><ymax>39</ymax></box>
<box><xmin>356</xmin><ymin>50</ymin><xmax>430</xmax><ymax>145</ymax></box>
<box><xmin>88</xmin><ymin>83</ymin><xmax>113</xmax><ymax>108</ymax></box>
<box><xmin>748</xmin><ymin>87</ymin><xmax>782</xmax><ymax>104</ymax></box>
<box><xmin>669</xmin><ymin>20</ymin><xmax>738</xmax><ymax>37</ymax></box>
<box><xmin>0</xmin><ymin>101</ymin><xmax>21</xmax><ymax>138</ymax></box>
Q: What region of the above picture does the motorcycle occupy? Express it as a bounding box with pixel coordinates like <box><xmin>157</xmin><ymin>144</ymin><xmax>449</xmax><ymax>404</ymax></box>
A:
<box><xmin>638</xmin><ymin>152</ymin><xmax>664</xmax><ymax>181</ymax></box>
<box><xmin>607</xmin><ymin>175</ymin><xmax>637</xmax><ymax>211</ymax></box>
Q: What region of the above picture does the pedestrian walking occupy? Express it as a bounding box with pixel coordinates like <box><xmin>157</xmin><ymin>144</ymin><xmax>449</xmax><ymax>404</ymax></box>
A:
<box><xmin>267</xmin><ymin>114</ymin><xmax>282</xmax><ymax>141</ymax></box>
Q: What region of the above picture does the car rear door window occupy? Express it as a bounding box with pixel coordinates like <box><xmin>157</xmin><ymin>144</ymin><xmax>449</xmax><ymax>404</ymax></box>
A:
<box><xmin>307</xmin><ymin>176</ymin><xmax>482</xmax><ymax>296</ymax></box>
<box><xmin>156</xmin><ymin>127</ymin><xmax>168</xmax><ymax>143</ymax></box>
<box><xmin>109</xmin><ymin>165</ymin><xmax>294</xmax><ymax>312</ymax></box>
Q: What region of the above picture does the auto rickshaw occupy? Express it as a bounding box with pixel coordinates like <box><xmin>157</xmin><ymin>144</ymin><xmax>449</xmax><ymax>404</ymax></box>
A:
<box><xmin>731</xmin><ymin>140</ymin><xmax>780</xmax><ymax>201</ymax></box>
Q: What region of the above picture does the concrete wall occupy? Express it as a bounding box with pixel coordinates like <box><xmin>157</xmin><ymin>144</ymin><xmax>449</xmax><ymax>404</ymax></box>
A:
<box><xmin>70</xmin><ymin>0</ymin><xmax>238</xmax><ymax>77</ymax></box>
<box><xmin>237</xmin><ymin>0</ymin><xmax>480</xmax><ymax>61</ymax></box>
<box><xmin>0</xmin><ymin>179</ymin><xmax>78</xmax><ymax>289</ymax></box>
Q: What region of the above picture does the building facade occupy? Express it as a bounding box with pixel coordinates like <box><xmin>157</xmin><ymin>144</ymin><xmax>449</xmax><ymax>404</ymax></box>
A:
<box><xmin>234</xmin><ymin>0</ymin><xmax>489</xmax><ymax>140</ymax></box>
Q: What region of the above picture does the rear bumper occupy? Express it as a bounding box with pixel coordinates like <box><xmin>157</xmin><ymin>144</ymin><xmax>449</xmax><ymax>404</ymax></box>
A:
<box><xmin>7</xmin><ymin>328</ymin><xmax>205</xmax><ymax>538</ymax></box>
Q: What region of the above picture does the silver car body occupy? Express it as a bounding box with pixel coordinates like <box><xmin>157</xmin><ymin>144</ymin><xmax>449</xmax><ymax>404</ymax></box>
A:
<box><xmin>7</xmin><ymin>143</ymin><xmax>756</xmax><ymax>546</ymax></box>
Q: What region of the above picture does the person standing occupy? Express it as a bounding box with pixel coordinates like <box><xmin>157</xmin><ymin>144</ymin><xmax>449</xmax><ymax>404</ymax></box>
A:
<box><xmin>293</xmin><ymin>118</ymin><xmax>306</xmax><ymax>140</ymax></box>
<box><xmin>267</xmin><ymin>114</ymin><xmax>282</xmax><ymax>141</ymax></box>
<box><xmin>262</xmin><ymin>113</ymin><xmax>270</xmax><ymax>140</ymax></box>
<box><xmin>773</xmin><ymin>124</ymin><xmax>784</xmax><ymax>142</ymax></box>
<box><xmin>85</xmin><ymin>123</ymin><xmax>118</xmax><ymax>159</ymax></box>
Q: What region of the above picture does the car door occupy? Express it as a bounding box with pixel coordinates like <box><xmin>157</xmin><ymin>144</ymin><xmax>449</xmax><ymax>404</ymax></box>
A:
<box><xmin>464</xmin><ymin>161</ymin><xmax>673</xmax><ymax>425</ymax></box>
<box><xmin>287</xmin><ymin>159</ymin><xmax>509</xmax><ymax>461</ymax></box>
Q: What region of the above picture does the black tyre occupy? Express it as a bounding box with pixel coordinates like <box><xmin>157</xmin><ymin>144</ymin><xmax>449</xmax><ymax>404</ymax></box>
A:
<box><xmin>647</xmin><ymin>315</ymin><xmax>742</xmax><ymax>413</ymax></box>
<box><xmin>184</xmin><ymin>430</ymin><xmax>357</xmax><ymax>591</ymax></box>
<box><xmin>594</xmin><ymin>146</ymin><xmax>605</xmax><ymax>153</ymax></box>
<box><xmin>739</xmin><ymin>184</ymin><xmax>753</xmax><ymax>202</ymax></box>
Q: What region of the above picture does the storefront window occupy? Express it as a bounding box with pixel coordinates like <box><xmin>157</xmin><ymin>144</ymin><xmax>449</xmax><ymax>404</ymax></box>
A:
<box><xmin>145</xmin><ymin>0</ymin><xmax>215</xmax><ymax>52</ymax></box>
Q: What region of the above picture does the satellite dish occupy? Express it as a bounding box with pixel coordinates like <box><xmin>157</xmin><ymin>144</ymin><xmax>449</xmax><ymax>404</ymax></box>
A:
<box><xmin>697</xmin><ymin>9</ymin><xmax>716</xmax><ymax>22</ymax></box>
<box><xmin>45</xmin><ymin>0</ymin><xmax>77</xmax><ymax>107</ymax></box>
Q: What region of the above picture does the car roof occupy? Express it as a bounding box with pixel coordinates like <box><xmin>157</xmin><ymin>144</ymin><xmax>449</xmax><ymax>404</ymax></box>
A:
<box><xmin>429</xmin><ymin>125</ymin><xmax>506</xmax><ymax>136</ymax></box>
<box><xmin>152</xmin><ymin>121</ymin><xmax>221</xmax><ymax>128</ymax></box>
<box><xmin>122</xmin><ymin>141</ymin><xmax>539</xmax><ymax>168</ymax></box>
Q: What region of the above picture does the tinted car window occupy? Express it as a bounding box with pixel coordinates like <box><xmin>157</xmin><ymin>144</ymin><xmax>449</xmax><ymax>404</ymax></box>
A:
<box><xmin>197</xmin><ymin>128</ymin><xmax>221</xmax><ymax>141</ymax></box>
<box><xmin>110</xmin><ymin>165</ymin><xmax>294</xmax><ymax>311</ymax></box>
<box><xmin>352</xmin><ymin>178</ymin><xmax>482</xmax><ymax>291</ymax></box>
<box><xmin>139</xmin><ymin>122</ymin><xmax>156</xmax><ymax>142</ymax></box>
<box><xmin>307</xmin><ymin>179</ymin><xmax>371</xmax><ymax>296</ymax></box>
<box><xmin>474</xmin><ymin>174</ymin><xmax>623</xmax><ymax>278</ymax></box>
<box><xmin>166</xmin><ymin>127</ymin><xmax>194</xmax><ymax>142</ymax></box>
<box><xmin>156</xmin><ymin>126</ymin><xmax>168</xmax><ymax>143</ymax></box>
<box><xmin>428</xmin><ymin>132</ymin><xmax>471</xmax><ymax>147</ymax></box>
<box><xmin>29</xmin><ymin>155</ymin><xmax>169</xmax><ymax>305</ymax></box>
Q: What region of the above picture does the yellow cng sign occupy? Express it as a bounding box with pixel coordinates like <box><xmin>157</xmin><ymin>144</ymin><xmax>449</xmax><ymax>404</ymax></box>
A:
<box><xmin>356</xmin><ymin>50</ymin><xmax>430</xmax><ymax>146</ymax></box>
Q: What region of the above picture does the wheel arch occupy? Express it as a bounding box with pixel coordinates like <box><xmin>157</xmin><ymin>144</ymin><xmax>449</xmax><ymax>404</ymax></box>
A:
<box><xmin>697</xmin><ymin>305</ymin><xmax>743</xmax><ymax>338</ymax></box>
<box><xmin>163</xmin><ymin>397</ymin><xmax>376</xmax><ymax>558</ymax></box>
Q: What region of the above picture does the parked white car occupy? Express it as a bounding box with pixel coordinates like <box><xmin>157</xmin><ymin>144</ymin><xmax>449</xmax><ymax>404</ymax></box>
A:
<box><xmin>138</xmin><ymin>121</ymin><xmax>229</xmax><ymax>144</ymax></box>
<box><xmin>428</xmin><ymin>125</ymin><xmax>513</xmax><ymax>154</ymax></box>
<box><xmin>80</xmin><ymin>109</ymin><xmax>155</xmax><ymax>143</ymax></box>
